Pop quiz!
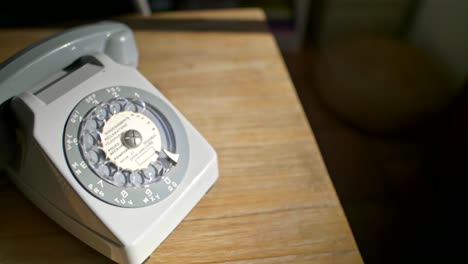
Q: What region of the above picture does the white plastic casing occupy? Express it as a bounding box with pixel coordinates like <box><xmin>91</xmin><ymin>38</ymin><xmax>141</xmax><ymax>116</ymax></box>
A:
<box><xmin>8</xmin><ymin>53</ymin><xmax>218</xmax><ymax>264</ymax></box>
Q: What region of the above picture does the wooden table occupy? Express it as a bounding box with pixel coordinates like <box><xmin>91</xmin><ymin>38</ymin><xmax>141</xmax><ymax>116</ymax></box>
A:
<box><xmin>0</xmin><ymin>9</ymin><xmax>362</xmax><ymax>264</ymax></box>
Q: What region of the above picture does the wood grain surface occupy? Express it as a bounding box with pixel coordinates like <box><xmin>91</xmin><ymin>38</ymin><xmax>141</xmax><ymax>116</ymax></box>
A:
<box><xmin>0</xmin><ymin>9</ymin><xmax>362</xmax><ymax>264</ymax></box>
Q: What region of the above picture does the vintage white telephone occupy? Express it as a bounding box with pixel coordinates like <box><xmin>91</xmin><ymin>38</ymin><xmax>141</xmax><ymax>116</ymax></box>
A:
<box><xmin>0</xmin><ymin>22</ymin><xmax>218</xmax><ymax>263</ymax></box>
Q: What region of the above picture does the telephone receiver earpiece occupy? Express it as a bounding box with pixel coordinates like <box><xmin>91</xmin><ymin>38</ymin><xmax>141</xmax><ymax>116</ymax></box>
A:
<box><xmin>0</xmin><ymin>21</ymin><xmax>138</xmax><ymax>170</ymax></box>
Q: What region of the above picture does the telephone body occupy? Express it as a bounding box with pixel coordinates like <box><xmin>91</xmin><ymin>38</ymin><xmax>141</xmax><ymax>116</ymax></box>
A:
<box><xmin>0</xmin><ymin>22</ymin><xmax>218</xmax><ymax>264</ymax></box>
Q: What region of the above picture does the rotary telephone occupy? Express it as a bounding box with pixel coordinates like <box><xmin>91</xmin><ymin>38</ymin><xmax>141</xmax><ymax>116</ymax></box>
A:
<box><xmin>0</xmin><ymin>22</ymin><xmax>218</xmax><ymax>264</ymax></box>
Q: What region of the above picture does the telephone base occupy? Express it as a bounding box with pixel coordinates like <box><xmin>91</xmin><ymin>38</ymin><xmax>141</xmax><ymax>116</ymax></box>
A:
<box><xmin>8</xmin><ymin>152</ymin><xmax>218</xmax><ymax>264</ymax></box>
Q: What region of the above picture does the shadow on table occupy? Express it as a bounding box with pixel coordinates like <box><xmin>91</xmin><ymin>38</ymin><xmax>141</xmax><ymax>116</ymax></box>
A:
<box><xmin>119</xmin><ymin>18</ymin><xmax>269</xmax><ymax>33</ymax></box>
<box><xmin>2</xmin><ymin>18</ymin><xmax>270</xmax><ymax>33</ymax></box>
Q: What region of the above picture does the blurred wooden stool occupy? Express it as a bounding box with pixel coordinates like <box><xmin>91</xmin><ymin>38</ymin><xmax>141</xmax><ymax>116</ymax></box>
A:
<box><xmin>315</xmin><ymin>37</ymin><xmax>456</xmax><ymax>134</ymax></box>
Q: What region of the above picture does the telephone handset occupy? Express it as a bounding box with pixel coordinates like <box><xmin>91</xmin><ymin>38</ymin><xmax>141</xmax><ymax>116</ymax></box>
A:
<box><xmin>0</xmin><ymin>22</ymin><xmax>218</xmax><ymax>264</ymax></box>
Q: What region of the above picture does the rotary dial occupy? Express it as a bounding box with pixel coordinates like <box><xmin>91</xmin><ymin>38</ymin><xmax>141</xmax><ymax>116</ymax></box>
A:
<box><xmin>64</xmin><ymin>86</ymin><xmax>188</xmax><ymax>208</ymax></box>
